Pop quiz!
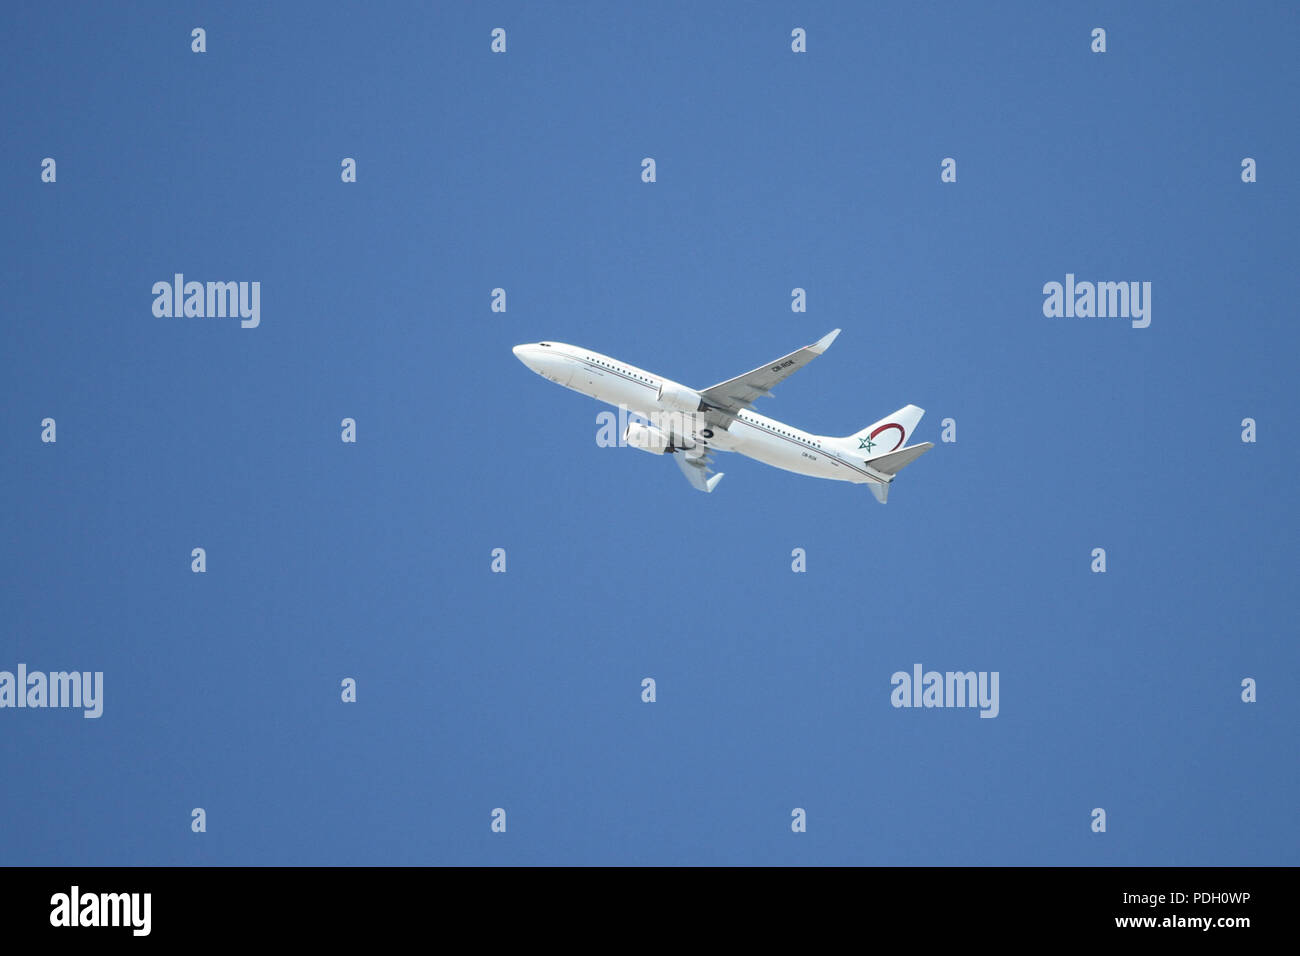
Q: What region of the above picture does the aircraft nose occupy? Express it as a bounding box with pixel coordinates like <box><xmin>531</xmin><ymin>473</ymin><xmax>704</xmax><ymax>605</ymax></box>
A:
<box><xmin>513</xmin><ymin>344</ymin><xmax>541</xmax><ymax>372</ymax></box>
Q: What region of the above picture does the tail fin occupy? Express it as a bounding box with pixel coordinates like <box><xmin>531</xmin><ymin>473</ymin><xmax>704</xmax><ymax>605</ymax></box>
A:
<box><xmin>843</xmin><ymin>405</ymin><xmax>929</xmax><ymax>504</ymax></box>
<box><xmin>842</xmin><ymin>405</ymin><xmax>925</xmax><ymax>456</ymax></box>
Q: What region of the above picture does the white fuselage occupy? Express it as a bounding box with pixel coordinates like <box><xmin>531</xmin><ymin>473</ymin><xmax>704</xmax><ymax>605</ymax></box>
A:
<box><xmin>513</xmin><ymin>341</ymin><xmax>881</xmax><ymax>485</ymax></box>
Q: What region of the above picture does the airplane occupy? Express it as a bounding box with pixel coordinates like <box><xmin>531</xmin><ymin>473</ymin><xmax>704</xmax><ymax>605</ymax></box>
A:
<box><xmin>512</xmin><ymin>329</ymin><xmax>932</xmax><ymax>501</ymax></box>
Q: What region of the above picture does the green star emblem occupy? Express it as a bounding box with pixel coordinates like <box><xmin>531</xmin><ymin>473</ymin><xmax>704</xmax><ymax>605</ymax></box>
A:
<box><xmin>858</xmin><ymin>437</ymin><xmax>875</xmax><ymax>451</ymax></box>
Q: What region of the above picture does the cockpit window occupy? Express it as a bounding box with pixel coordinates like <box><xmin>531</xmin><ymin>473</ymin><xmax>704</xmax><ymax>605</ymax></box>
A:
<box><xmin>539</xmin><ymin>342</ymin><xmax>551</xmax><ymax>347</ymax></box>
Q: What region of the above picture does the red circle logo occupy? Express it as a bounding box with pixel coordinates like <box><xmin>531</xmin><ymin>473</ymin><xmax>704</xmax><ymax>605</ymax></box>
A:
<box><xmin>869</xmin><ymin>423</ymin><xmax>905</xmax><ymax>451</ymax></box>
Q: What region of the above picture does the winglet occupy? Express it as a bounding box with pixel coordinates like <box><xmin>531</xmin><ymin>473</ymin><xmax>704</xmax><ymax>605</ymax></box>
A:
<box><xmin>705</xmin><ymin>472</ymin><xmax>725</xmax><ymax>493</ymax></box>
<box><xmin>810</xmin><ymin>329</ymin><xmax>841</xmax><ymax>354</ymax></box>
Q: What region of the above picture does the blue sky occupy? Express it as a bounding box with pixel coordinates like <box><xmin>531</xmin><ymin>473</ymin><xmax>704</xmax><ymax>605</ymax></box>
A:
<box><xmin>2</xmin><ymin>2</ymin><xmax>1296</xmax><ymax>865</ymax></box>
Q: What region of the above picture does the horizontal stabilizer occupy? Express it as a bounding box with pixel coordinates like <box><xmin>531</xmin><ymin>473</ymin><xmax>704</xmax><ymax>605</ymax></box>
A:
<box><xmin>866</xmin><ymin>442</ymin><xmax>933</xmax><ymax>475</ymax></box>
<box><xmin>869</xmin><ymin>481</ymin><xmax>889</xmax><ymax>504</ymax></box>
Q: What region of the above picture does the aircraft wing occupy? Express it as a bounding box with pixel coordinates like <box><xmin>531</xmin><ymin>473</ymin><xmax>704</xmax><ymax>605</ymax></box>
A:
<box><xmin>672</xmin><ymin>447</ymin><xmax>724</xmax><ymax>493</ymax></box>
<box><xmin>699</xmin><ymin>329</ymin><xmax>840</xmax><ymax>427</ymax></box>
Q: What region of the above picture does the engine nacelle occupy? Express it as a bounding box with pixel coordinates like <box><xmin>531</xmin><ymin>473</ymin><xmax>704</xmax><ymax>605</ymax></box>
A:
<box><xmin>624</xmin><ymin>421</ymin><xmax>671</xmax><ymax>455</ymax></box>
<box><xmin>656</xmin><ymin>380</ymin><xmax>704</xmax><ymax>415</ymax></box>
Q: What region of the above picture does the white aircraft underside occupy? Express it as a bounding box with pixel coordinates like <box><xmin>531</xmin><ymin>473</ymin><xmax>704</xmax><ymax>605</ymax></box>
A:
<box><xmin>512</xmin><ymin>330</ymin><xmax>932</xmax><ymax>500</ymax></box>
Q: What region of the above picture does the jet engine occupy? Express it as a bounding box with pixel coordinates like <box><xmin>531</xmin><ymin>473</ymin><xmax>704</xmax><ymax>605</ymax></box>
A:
<box><xmin>656</xmin><ymin>381</ymin><xmax>705</xmax><ymax>414</ymax></box>
<box><xmin>624</xmin><ymin>421</ymin><xmax>671</xmax><ymax>454</ymax></box>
